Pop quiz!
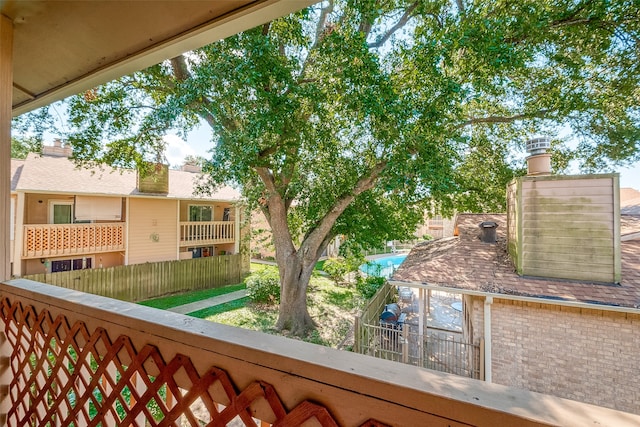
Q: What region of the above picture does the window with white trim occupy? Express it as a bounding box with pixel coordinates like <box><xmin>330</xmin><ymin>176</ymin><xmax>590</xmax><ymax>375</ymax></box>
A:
<box><xmin>189</xmin><ymin>205</ymin><xmax>212</xmax><ymax>222</ymax></box>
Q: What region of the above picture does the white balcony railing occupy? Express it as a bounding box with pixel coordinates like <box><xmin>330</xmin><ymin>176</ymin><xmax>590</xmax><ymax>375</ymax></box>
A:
<box><xmin>0</xmin><ymin>279</ymin><xmax>637</xmax><ymax>427</ymax></box>
<box><xmin>22</xmin><ymin>223</ymin><xmax>125</xmax><ymax>258</ymax></box>
<box><xmin>180</xmin><ymin>221</ymin><xmax>234</xmax><ymax>246</ymax></box>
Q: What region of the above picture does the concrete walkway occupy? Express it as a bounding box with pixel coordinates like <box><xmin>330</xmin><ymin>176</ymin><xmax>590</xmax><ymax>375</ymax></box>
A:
<box><xmin>167</xmin><ymin>289</ymin><xmax>247</xmax><ymax>315</ymax></box>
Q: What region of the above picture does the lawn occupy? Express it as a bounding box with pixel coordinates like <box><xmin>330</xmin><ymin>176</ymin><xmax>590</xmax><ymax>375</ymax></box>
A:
<box><xmin>138</xmin><ymin>283</ymin><xmax>246</xmax><ymax>310</ymax></box>
<box><xmin>139</xmin><ymin>263</ymin><xmax>362</xmax><ymax>349</ymax></box>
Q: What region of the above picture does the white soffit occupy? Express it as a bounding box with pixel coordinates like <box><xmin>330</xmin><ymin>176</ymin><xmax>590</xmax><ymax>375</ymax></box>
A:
<box><xmin>4</xmin><ymin>0</ymin><xmax>317</xmax><ymax>116</ymax></box>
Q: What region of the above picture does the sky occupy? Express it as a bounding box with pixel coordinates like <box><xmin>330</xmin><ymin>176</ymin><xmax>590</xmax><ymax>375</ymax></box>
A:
<box><xmin>163</xmin><ymin>126</ymin><xmax>640</xmax><ymax>190</ymax></box>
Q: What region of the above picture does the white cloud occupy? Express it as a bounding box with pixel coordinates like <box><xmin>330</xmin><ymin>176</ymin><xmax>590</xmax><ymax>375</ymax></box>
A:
<box><xmin>163</xmin><ymin>134</ymin><xmax>196</xmax><ymax>168</ymax></box>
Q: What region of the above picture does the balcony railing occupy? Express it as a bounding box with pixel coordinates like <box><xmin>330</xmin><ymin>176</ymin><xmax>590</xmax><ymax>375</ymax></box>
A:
<box><xmin>180</xmin><ymin>221</ymin><xmax>235</xmax><ymax>246</ymax></box>
<box><xmin>1</xmin><ymin>279</ymin><xmax>637</xmax><ymax>427</ymax></box>
<box><xmin>22</xmin><ymin>223</ymin><xmax>125</xmax><ymax>258</ymax></box>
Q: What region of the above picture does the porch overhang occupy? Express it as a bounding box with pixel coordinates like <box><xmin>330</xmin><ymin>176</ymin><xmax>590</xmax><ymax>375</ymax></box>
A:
<box><xmin>4</xmin><ymin>0</ymin><xmax>317</xmax><ymax>116</ymax></box>
<box><xmin>0</xmin><ymin>0</ymin><xmax>316</xmax><ymax>281</ymax></box>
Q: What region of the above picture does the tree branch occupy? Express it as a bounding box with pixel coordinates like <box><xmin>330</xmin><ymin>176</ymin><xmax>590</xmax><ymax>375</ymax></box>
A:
<box><xmin>457</xmin><ymin>110</ymin><xmax>552</xmax><ymax>127</ymax></box>
<box><xmin>368</xmin><ymin>3</ymin><xmax>418</xmax><ymax>48</ymax></box>
<box><xmin>169</xmin><ymin>56</ymin><xmax>190</xmax><ymax>82</ymax></box>
<box><xmin>169</xmin><ymin>55</ymin><xmax>227</xmax><ymax>130</ymax></box>
<box><xmin>299</xmin><ymin>0</ymin><xmax>334</xmax><ymax>81</ymax></box>
<box><xmin>256</xmin><ymin>166</ymin><xmax>277</xmax><ymax>194</ymax></box>
<box><xmin>314</xmin><ymin>0</ymin><xmax>334</xmax><ymax>45</ymax></box>
<box><xmin>256</xmin><ymin>166</ymin><xmax>297</xmax><ymax>261</ymax></box>
<box><xmin>302</xmin><ymin>161</ymin><xmax>387</xmax><ymax>256</ymax></box>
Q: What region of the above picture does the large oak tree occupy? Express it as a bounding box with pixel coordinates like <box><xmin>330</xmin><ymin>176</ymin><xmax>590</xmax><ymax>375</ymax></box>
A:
<box><xmin>17</xmin><ymin>0</ymin><xmax>639</xmax><ymax>335</ymax></box>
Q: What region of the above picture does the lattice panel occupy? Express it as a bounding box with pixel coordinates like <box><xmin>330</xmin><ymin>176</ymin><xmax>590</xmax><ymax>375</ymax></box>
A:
<box><xmin>0</xmin><ymin>297</ymin><xmax>388</xmax><ymax>427</ymax></box>
<box><xmin>23</xmin><ymin>224</ymin><xmax>125</xmax><ymax>257</ymax></box>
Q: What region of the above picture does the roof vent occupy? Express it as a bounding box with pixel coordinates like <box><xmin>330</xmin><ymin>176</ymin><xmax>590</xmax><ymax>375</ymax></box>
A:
<box><xmin>479</xmin><ymin>221</ymin><xmax>498</xmax><ymax>243</ymax></box>
<box><xmin>525</xmin><ymin>137</ymin><xmax>552</xmax><ymax>175</ymax></box>
<box><xmin>526</xmin><ymin>137</ymin><xmax>551</xmax><ymax>155</ymax></box>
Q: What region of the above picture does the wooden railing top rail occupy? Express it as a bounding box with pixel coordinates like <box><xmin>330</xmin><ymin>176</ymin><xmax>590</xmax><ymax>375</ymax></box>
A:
<box><xmin>24</xmin><ymin>222</ymin><xmax>124</xmax><ymax>228</ymax></box>
<box><xmin>1</xmin><ymin>279</ymin><xmax>638</xmax><ymax>426</ymax></box>
<box><xmin>179</xmin><ymin>220</ymin><xmax>234</xmax><ymax>225</ymax></box>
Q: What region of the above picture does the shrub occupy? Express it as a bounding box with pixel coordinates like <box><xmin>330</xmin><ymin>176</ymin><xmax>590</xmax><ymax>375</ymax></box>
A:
<box><xmin>356</xmin><ymin>276</ymin><xmax>386</xmax><ymax>299</ymax></box>
<box><xmin>322</xmin><ymin>258</ymin><xmax>349</xmax><ymax>283</ymax></box>
<box><xmin>323</xmin><ymin>253</ymin><xmax>366</xmax><ymax>285</ymax></box>
<box><xmin>246</xmin><ymin>269</ymin><xmax>281</xmax><ymax>304</ymax></box>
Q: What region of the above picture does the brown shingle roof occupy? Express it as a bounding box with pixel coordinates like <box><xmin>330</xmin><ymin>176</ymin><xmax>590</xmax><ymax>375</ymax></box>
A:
<box><xmin>621</xmin><ymin>215</ymin><xmax>640</xmax><ymax>237</ymax></box>
<box><xmin>15</xmin><ymin>153</ymin><xmax>239</xmax><ymax>201</ymax></box>
<box><xmin>10</xmin><ymin>159</ymin><xmax>24</xmax><ymax>192</ymax></box>
<box><xmin>393</xmin><ymin>213</ymin><xmax>640</xmax><ymax>309</ymax></box>
<box><xmin>621</xmin><ymin>187</ymin><xmax>640</xmax><ymax>215</ymax></box>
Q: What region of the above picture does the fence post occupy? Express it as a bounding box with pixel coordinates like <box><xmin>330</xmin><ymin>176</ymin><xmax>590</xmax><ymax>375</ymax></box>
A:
<box><xmin>353</xmin><ymin>316</ymin><xmax>360</xmax><ymax>353</ymax></box>
<box><xmin>402</xmin><ymin>323</ymin><xmax>409</xmax><ymax>364</ymax></box>
<box><xmin>479</xmin><ymin>338</ymin><xmax>485</xmax><ymax>381</ymax></box>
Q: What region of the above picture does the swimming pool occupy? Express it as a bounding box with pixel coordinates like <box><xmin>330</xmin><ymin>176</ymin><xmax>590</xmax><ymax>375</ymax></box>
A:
<box><xmin>359</xmin><ymin>254</ymin><xmax>407</xmax><ymax>278</ymax></box>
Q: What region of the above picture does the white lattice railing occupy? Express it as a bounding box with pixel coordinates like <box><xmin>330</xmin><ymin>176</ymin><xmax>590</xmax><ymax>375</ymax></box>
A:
<box><xmin>1</xmin><ymin>279</ymin><xmax>638</xmax><ymax>427</ymax></box>
<box><xmin>22</xmin><ymin>223</ymin><xmax>125</xmax><ymax>258</ymax></box>
<box><xmin>180</xmin><ymin>221</ymin><xmax>235</xmax><ymax>246</ymax></box>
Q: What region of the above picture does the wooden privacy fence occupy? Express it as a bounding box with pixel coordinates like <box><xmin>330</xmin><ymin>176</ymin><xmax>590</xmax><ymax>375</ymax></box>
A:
<box><xmin>356</xmin><ymin>281</ymin><xmax>396</xmax><ymax>328</ymax></box>
<box><xmin>23</xmin><ymin>254</ymin><xmax>243</xmax><ymax>302</ymax></box>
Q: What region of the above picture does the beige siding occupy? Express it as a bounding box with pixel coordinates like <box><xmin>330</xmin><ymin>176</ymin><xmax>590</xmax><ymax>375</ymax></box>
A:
<box><xmin>489</xmin><ymin>299</ymin><xmax>640</xmax><ymax>414</ymax></box>
<box><xmin>25</xmin><ymin>194</ymin><xmax>74</xmax><ymax>224</ymax></box>
<box><xmin>128</xmin><ymin>198</ymin><xmax>178</xmax><ymax>264</ymax></box>
<box><xmin>512</xmin><ymin>174</ymin><xmax>620</xmax><ymax>283</ymax></box>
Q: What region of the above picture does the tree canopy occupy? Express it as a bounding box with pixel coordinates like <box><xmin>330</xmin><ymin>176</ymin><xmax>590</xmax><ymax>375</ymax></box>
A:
<box><xmin>10</xmin><ymin>136</ymin><xmax>42</xmax><ymax>159</ymax></box>
<box><xmin>14</xmin><ymin>0</ymin><xmax>640</xmax><ymax>335</ymax></box>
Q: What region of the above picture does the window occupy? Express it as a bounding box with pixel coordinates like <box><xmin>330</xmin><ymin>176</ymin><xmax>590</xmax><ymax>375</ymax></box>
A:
<box><xmin>222</xmin><ymin>207</ymin><xmax>231</xmax><ymax>221</ymax></box>
<box><xmin>51</xmin><ymin>257</ymin><xmax>92</xmax><ymax>273</ymax></box>
<box><xmin>51</xmin><ymin>202</ymin><xmax>73</xmax><ymax>224</ymax></box>
<box><xmin>49</xmin><ymin>200</ymin><xmax>90</xmax><ymax>224</ymax></box>
<box><xmin>189</xmin><ymin>205</ymin><xmax>212</xmax><ymax>222</ymax></box>
<box><xmin>188</xmin><ymin>246</ymin><xmax>213</xmax><ymax>258</ymax></box>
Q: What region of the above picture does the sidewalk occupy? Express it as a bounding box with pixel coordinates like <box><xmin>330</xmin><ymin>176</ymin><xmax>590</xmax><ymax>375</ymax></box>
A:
<box><xmin>167</xmin><ymin>289</ymin><xmax>247</xmax><ymax>315</ymax></box>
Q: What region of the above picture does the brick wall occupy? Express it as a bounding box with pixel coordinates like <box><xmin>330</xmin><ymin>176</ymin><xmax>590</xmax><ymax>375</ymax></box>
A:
<box><xmin>472</xmin><ymin>297</ymin><xmax>640</xmax><ymax>414</ymax></box>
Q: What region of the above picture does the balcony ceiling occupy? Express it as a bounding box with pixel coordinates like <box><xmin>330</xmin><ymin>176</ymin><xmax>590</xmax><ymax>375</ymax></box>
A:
<box><xmin>4</xmin><ymin>0</ymin><xmax>316</xmax><ymax>116</ymax></box>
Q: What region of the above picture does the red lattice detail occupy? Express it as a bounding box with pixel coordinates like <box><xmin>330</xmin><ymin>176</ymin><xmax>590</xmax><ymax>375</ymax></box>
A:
<box><xmin>0</xmin><ymin>297</ymin><xmax>388</xmax><ymax>427</ymax></box>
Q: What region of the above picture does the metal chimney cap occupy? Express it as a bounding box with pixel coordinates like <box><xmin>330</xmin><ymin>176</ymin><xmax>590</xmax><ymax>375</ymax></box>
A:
<box><xmin>479</xmin><ymin>221</ymin><xmax>498</xmax><ymax>229</ymax></box>
<box><xmin>479</xmin><ymin>221</ymin><xmax>498</xmax><ymax>243</ymax></box>
<box><xmin>526</xmin><ymin>137</ymin><xmax>551</xmax><ymax>155</ymax></box>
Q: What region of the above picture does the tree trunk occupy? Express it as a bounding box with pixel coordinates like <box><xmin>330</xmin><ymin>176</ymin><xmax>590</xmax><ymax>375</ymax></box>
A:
<box><xmin>275</xmin><ymin>252</ymin><xmax>316</xmax><ymax>336</ymax></box>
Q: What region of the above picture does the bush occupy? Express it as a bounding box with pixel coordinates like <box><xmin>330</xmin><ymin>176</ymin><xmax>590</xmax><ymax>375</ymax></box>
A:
<box><xmin>246</xmin><ymin>269</ymin><xmax>281</xmax><ymax>304</ymax></box>
<box><xmin>356</xmin><ymin>276</ymin><xmax>386</xmax><ymax>299</ymax></box>
<box><xmin>322</xmin><ymin>258</ymin><xmax>349</xmax><ymax>283</ymax></box>
<box><xmin>322</xmin><ymin>253</ymin><xmax>366</xmax><ymax>285</ymax></box>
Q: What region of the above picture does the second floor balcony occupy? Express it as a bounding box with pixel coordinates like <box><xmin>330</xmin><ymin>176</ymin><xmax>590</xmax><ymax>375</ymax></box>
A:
<box><xmin>0</xmin><ymin>278</ymin><xmax>637</xmax><ymax>426</ymax></box>
<box><xmin>180</xmin><ymin>221</ymin><xmax>235</xmax><ymax>246</ymax></box>
<box><xmin>22</xmin><ymin>223</ymin><xmax>125</xmax><ymax>259</ymax></box>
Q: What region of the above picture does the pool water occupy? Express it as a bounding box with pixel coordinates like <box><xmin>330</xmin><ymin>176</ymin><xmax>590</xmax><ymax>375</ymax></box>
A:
<box><xmin>359</xmin><ymin>254</ymin><xmax>407</xmax><ymax>278</ymax></box>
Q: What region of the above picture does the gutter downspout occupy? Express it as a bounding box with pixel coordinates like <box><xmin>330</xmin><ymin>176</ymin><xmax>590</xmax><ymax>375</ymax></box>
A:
<box><xmin>484</xmin><ymin>296</ymin><xmax>493</xmax><ymax>383</ymax></box>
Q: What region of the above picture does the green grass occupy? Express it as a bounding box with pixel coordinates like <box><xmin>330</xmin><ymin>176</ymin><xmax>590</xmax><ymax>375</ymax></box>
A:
<box><xmin>138</xmin><ymin>283</ymin><xmax>246</xmax><ymax>310</ymax></box>
<box><xmin>201</xmin><ymin>265</ymin><xmax>360</xmax><ymax>347</ymax></box>
<box><xmin>188</xmin><ymin>297</ymin><xmax>249</xmax><ymax>318</ymax></box>
<box><xmin>139</xmin><ymin>263</ymin><xmax>362</xmax><ymax>349</ymax></box>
